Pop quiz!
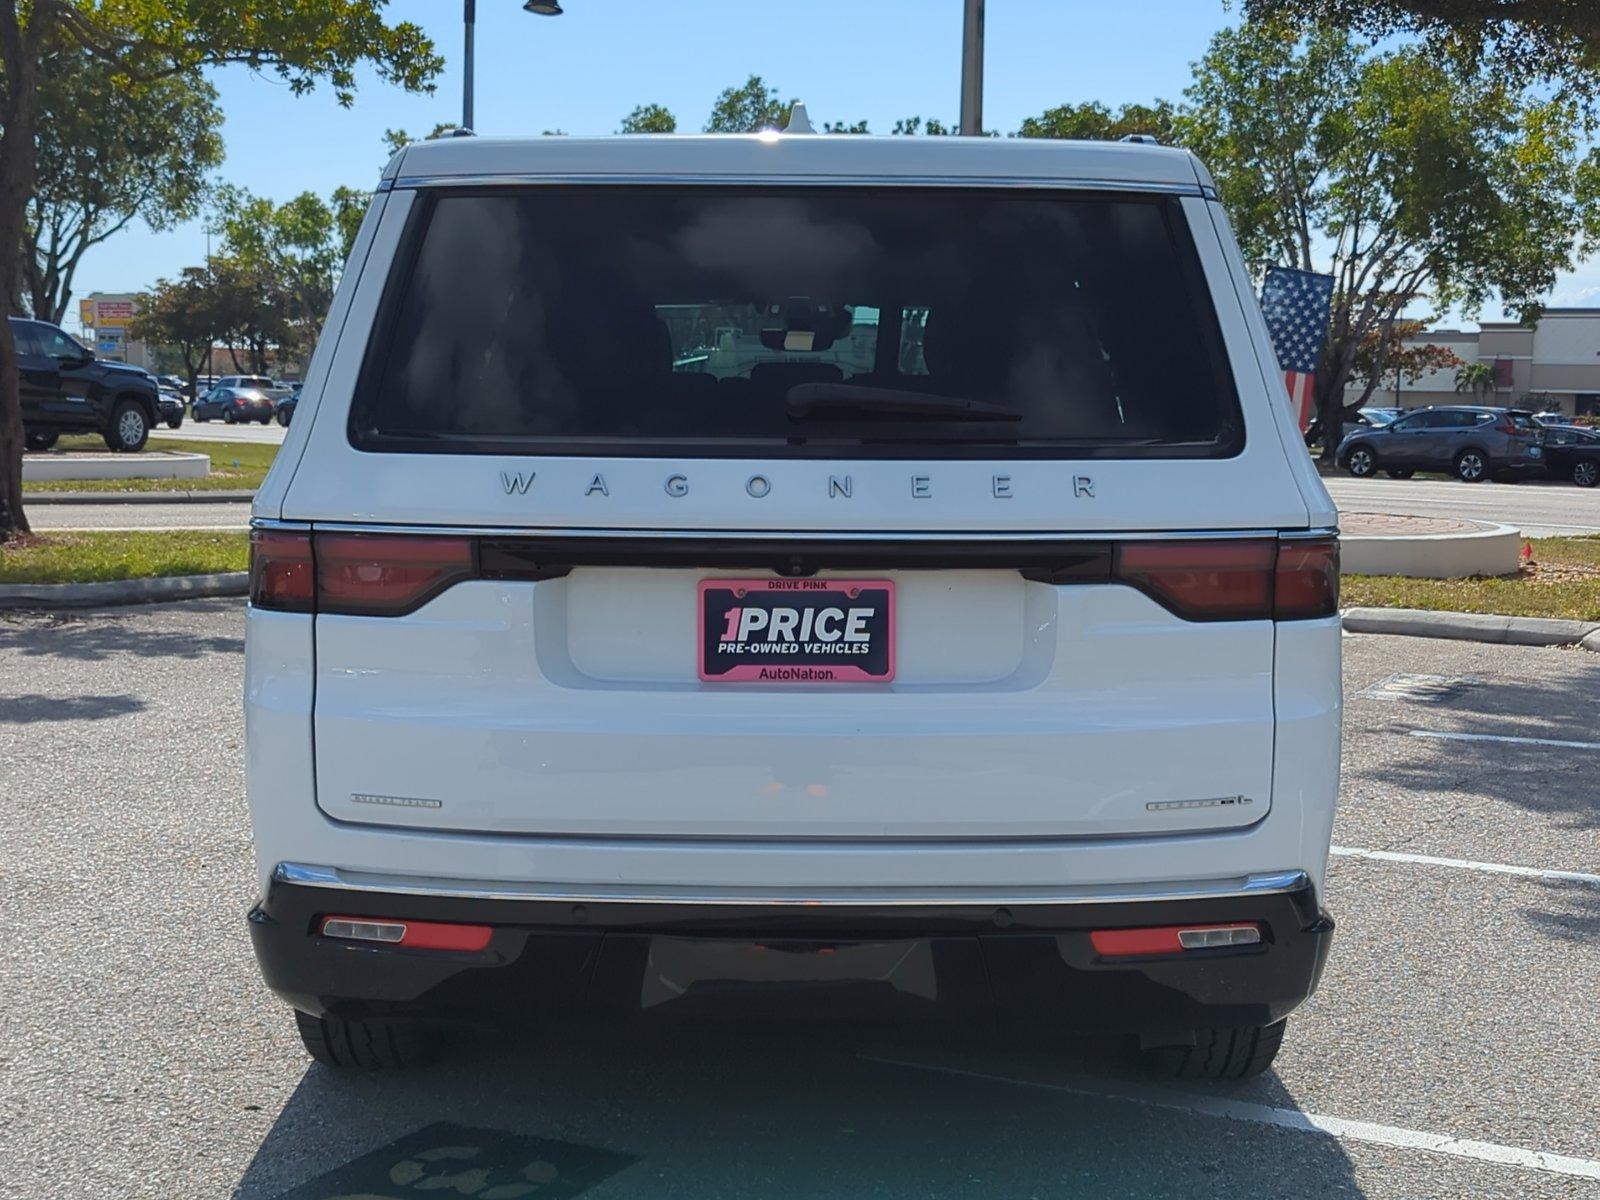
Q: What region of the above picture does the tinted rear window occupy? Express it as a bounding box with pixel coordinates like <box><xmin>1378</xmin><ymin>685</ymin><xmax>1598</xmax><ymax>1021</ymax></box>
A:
<box><xmin>351</xmin><ymin>188</ymin><xmax>1241</xmax><ymax>459</ymax></box>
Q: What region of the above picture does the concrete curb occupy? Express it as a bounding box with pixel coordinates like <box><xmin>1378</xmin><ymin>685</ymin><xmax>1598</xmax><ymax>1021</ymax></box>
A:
<box><xmin>0</xmin><ymin>572</ymin><xmax>248</xmax><ymax>610</ymax></box>
<box><xmin>1342</xmin><ymin>606</ymin><xmax>1600</xmax><ymax>649</ymax></box>
<box><xmin>22</xmin><ymin>489</ymin><xmax>257</xmax><ymax>505</ymax></box>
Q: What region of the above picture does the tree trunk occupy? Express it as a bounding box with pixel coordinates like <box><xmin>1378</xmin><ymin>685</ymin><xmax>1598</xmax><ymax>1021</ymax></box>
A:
<box><xmin>0</xmin><ymin>4</ymin><xmax>40</xmax><ymax>541</ymax></box>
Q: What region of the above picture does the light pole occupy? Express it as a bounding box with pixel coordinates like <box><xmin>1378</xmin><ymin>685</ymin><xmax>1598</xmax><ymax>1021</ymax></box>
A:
<box><xmin>960</xmin><ymin>0</ymin><xmax>984</xmax><ymax>136</ymax></box>
<box><xmin>463</xmin><ymin>0</ymin><xmax>564</xmax><ymax>132</ymax></box>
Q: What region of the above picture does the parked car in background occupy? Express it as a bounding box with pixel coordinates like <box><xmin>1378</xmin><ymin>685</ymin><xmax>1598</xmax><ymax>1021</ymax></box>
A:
<box><xmin>155</xmin><ymin>387</ymin><xmax>185</xmax><ymax>429</ymax></box>
<box><xmin>1359</xmin><ymin>407</ymin><xmax>1401</xmax><ymax>426</ymax></box>
<box><xmin>215</xmin><ymin>374</ymin><xmax>275</xmax><ymax>392</ymax></box>
<box><xmin>1541</xmin><ymin>424</ymin><xmax>1600</xmax><ymax>487</ymax></box>
<box><xmin>1534</xmin><ymin>412</ymin><xmax>1567</xmax><ymax>426</ymax></box>
<box><xmin>1338</xmin><ymin>405</ymin><xmax>1544</xmax><ymax>482</ymax></box>
<box><xmin>1340</xmin><ymin>407</ymin><xmax>1399</xmax><ymax>441</ymax></box>
<box><xmin>192</xmin><ymin>385</ymin><xmax>277</xmax><ymax>424</ymax></box>
<box><xmin>273</xmin><ymin>385</ymin><xmax>300</xmax><ymax>427</ymax></box>
<box><xmin>12</xmin><ymin>316</ymin><xmax>160</xmax><ymax>452</ymax></box>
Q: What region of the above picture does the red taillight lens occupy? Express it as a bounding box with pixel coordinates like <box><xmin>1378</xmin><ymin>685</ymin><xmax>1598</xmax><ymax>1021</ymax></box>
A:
<box><xmin>249</xmin><ymin>530</ymin><xmax>314</xmax><ymax>612</ymax></box>
<box><xmin>320</xmin><ymin>915</ymin><xmax>492</xmax><ymax>952</ymax></box>
<box><xmin>1114</xmin><ymin>539</ymin><xmax>1276</xmax><ymax>621</ymax></box>
<box><xmin>234</xmin><ymin>397</ymin><xmax>247</xmax><ymax>406</ymax></box>
<box><xmin>1090</xmin><ymin>923</ymin><xmax>1262</xmax><ymax>958</ymax></box>
<box><xmin>315</xmin><ymin>533</ymin><xmax>476</xmax><ymax>616</ymax></box>
<box><xmin>1274</xmin><ymin>536</ymin><xmax>1339</xmax><ymax>619</ymax></box>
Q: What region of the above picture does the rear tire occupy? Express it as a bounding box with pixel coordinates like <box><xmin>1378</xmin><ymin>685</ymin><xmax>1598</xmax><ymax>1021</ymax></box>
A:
<box><xmin>1345</xmin><ymin>446</ymin><xmax>1377</xmax><ymax>477</ymax></box>
<box><xmin>223</xmin><ymin>409</ymin><xmax>236</xmax><ymax>424</ymax></box>
<box><xmin>1140</xmin><ymin>1020</ymin><xmax>1287</xmax><ymax>1080</ymax></box>
<box><xmin>166</xmin><ymin>415</ymin><xmax>183</xmax><ymax>430</ymax></box>
<box><xmin>276</xmin><ymin>408</ymin><xmax>291</xmax><ymax>427</ymax></box>
<box><xmin>24</xmin><ymin>431</ymin><xmax>58</xmax><ymax>451</ymax></box>
<box><xmin>293</xmin><ymin>1009</ymin><xmax>434</xmax><ymax>1070</ymax></box>
<box><xmin>1384</xmin><ymin>468</ymin><xmax>1414</xmax><ymax>479</ymax></box>
<box><xmin>1454</xmin><ymin>449</ymin><xmax>1488</xmax><ymax>482</ymax></box>
<box><xmin>1573</xmin><ymin>460</ymin><xmax>1599</xmax><ymax>488</ymax></box>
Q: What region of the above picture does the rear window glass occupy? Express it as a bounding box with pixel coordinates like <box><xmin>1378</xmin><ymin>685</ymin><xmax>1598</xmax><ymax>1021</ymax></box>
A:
<box><xmin>351</xmin><ymin>189</ymin><xmax>1242</xmax><ymax>459</ymax></box>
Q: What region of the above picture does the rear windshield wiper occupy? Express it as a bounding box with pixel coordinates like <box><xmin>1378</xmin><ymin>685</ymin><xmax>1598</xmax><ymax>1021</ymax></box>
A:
<box><xmin>786</xmin><ymin>383</ymin><xmax>1024</xmax><ymax>422</ymax></box>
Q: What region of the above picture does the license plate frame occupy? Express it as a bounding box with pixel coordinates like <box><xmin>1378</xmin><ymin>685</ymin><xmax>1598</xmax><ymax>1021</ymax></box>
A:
<box><xmin>698</xmin><ymin>578</ymin><xmax>896</xmax><ymax>684</ymax></box>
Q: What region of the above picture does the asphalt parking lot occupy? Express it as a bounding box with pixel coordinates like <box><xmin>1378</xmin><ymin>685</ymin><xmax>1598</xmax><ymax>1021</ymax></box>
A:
<box><xmin>1</xmin><ymin>602</ymin><xmax>1596</xmax><ymax>1198</ymax></box>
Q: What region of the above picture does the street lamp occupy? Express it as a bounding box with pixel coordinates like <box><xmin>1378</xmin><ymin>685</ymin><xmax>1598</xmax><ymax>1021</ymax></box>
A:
<box><xmin>462</xmin><ymin>0</ymin><xmax>563</xmax><ymax>132</ymax></box>
<box><xmin>960</xmin><ymin>0</ymin><xmax>984</xmax><ymax>136</ymax></box>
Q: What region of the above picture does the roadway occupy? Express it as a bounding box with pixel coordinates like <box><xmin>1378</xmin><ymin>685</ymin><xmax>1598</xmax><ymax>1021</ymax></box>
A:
<box><xmin>2</xmin><ymin>606</ymin><xmax>1596</xmax><ymax>1197</ymax></box>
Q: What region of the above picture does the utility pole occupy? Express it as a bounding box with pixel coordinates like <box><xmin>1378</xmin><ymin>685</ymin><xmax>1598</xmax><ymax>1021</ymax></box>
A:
<box><xmin>463</xmin><ymin>0</ymin><xmax>476</xmax><ymax>131</ymax></box>
<box><xmin>960</xmin><ymin>0</ymin><xmax>985</xmax><ymax>136</ymax></box>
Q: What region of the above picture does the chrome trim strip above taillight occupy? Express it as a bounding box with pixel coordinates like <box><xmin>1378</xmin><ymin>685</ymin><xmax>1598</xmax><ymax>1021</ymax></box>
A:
<box><xmin>274</xmin><ymin>861</ymin><xmax>1310</xmax><ymax>907</ymax></box>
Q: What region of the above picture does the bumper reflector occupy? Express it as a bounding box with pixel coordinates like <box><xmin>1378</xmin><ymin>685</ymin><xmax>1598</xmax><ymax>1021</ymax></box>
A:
<box><xmin>321</xmin><ymin>916</ymin><xmax>492</xmax><ymax>952</ymax></box>
<box><xmin>1091</xmin><ymin>923</ymin><xmax>1262</xmax><ymax>957</ymax></box>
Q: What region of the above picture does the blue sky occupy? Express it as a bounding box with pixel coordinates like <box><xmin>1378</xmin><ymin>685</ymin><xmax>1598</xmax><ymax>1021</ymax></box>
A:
<box><xmin>70</xmin><ymin>0</ymin><xmax>1598</xmax><ymax>324</ymax></box>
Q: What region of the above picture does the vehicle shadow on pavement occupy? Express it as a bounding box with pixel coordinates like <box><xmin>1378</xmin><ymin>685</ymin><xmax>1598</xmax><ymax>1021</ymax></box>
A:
<box><xmin>232</xmin><ymin>1020</ymin><xmax>1367</xmax><ymax>1199</ymax></box>
<box><xmin>1349</xmin><ymin>668</ymin><xmax>1600</xmax><ymax>829</ymax></box>
<box><xmin>0</xmin><ymin>691</ymin><xmax>145</xmax><ymax>723</ymax></box>
<box><xmin>0</xmin><ymin>599</ymin><xmax>244</xmax><ymax>662</ymax></box>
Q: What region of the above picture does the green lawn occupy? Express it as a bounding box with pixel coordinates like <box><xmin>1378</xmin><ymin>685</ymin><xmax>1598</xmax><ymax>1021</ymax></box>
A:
<box><xmin>0</xmin><ymin>531</ymin><xmax>248</xmax><ymax>585</ymax></box>
<box><xmin>1343</xmin><ymin>536</ymin><xmax>1600</xmax><ymax>622</ymax></box>
<box><xmin>22</xmin><ymin>436</ymin><xmax>277</xmax><ymax>493</ymax></box>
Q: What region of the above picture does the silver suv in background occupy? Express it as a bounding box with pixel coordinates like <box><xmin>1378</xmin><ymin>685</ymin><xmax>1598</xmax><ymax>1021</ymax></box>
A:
<box><xmin>1337</xmin><ymin>406</ymin><xmax>1544</xmax><ymax>482</ymax></box>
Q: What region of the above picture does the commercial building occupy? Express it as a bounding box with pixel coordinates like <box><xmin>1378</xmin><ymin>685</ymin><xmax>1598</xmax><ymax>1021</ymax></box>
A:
<box><xmin>1351</xmin><ymin>308</ymin><xmax>1600</xmax><ymax>417</ymax></box>
<box><xmin>77</xmin><ymin>292</ymin><xmax>152</xmax><ymax>369</ymax></box>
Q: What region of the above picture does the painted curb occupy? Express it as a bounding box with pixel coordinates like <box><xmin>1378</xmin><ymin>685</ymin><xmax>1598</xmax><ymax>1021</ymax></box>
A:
<box><xmin>23</xmin><ymin>489</ymin><xmax>257</xmax><ymax>505</ymax></box>
<box><xmin>1342</xmin><ymin>606</ymin><xmax>1600</xmax><ymax>649</ymax></box>
<box><xmin>0</xmin><ymin>572</ymin><xmax>248</xmax><ymax>610</ymax></box>
<box><xmin>22</xmin><ymin>450</ymin><xmax>209</xmax><ymax>483</ymax></box>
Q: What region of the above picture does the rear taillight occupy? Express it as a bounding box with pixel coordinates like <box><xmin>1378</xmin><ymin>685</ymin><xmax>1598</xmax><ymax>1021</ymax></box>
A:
<box><xmin>1274</xmin><ymin>536</ymin><xmax>1340</xmax><ymax>619</ymax></box>
<box><xmin>320</xmin><ymin>915</ymin><xmax>492</xmax><ymax>952</ymax></box>
<box><xmin>234</xmin><ymin>397</ymin><xmax>247</xmax><ymax>406</ymax></box>
<box><xmin>1114</xmin><ymin>539</ymin><xmax>1276</xmax><ymax>621</ymax></box>
<box><xmin>1090</xmin><ymin>923</ymin><xmax>1263</xmax><ymax>958</ymax></box>
<box><xmin>1112</xmin><ymin>536</ymin><xmax>1338</xmax><ymax>622</ymax></box>
<box><xmin>249</xmin><ymin>530</ymin><xmax>314</xmax><ymax>612</ymax></box>
<box><xmin>315</xmin><ymin>533</ymin><xmax>475</xmax><ymax>616</ymax></box>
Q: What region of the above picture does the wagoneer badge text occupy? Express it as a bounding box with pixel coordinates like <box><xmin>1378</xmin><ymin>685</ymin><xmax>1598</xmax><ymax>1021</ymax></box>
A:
<box><xmin>499</xmin><ymin>472</ymin><xmax>1096</xmax><ymax>500</ymax></box>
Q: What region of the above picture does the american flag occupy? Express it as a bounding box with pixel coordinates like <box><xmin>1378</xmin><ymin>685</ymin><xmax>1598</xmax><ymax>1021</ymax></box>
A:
<box><xmin>1260</xmin><ymin>266</ymin><xmax>1335</xmax><ymax>433</ymax></box>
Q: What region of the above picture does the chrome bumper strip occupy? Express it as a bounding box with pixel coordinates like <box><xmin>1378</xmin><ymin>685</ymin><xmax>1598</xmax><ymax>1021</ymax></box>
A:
<box><xmin>274</xmin><ymin>862</ymin><xmax>1309</xmax><ymax>908</ymax></box>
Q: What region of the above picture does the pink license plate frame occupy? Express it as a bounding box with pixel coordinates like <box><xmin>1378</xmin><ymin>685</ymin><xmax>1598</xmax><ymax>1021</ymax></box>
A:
<box><xmin>698</xmin><ymin>578</ymin><xmax>896</xmax><ymax>684</ymax></box>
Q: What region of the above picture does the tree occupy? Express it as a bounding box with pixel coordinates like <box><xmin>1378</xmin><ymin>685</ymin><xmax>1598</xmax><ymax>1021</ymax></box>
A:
<box><xmin>23</xmin><ymin>48</ymin><xmax>223</xmax><ymax>322</ymax></box>
<box><xmin>823</xmin><ymin>119</ymin><xmax>869</xmax><ymax>134</ymax></box>
<box><xmin>1180</xmin><ymin>21</ymin><xmax>1600</xmax><ymax>458</ymax></box>
<box><xmin>705</xmin><ymin>74</ymin><xmax>794</xmax><ymax>133</ymax></box>
<box><xmin>890</xmin><ymin>116</ymin><xmax>953</xmax><ymax>136</ymax></box>
<box><xmin>618</xmin><ymin>103</ymin><xmax>675</xmax><ymax>133</ymax></box>
<box><xmin>212</xmin><ymin>185</ymin><xmax>346</xmax><ymax>362</ymax></box>
<box><xmin>129</xmin><ymin>265</ymin><xmax>219</xmax><ymax>399</ymax></box>
<box><xmin>0</xmin><ymin>1</ymin><xmax>442</xmax><ymax>541</ymax></box>
<box><xmin>1016</xmin><ymin>100</ymin><xmax>1177</xmax><ymax>143</ymax></box>
<box><xmin>1455</xmin><ymin>360</ymin><xmax>1497</xmax><ymax>400</ymax></box>
<box><xmin>1244</xmin><ymin>1</ymin><xmax>1600</xmax><ymax>96</ymax></box>
<box><xmin>1348</xmin><ymin>317</ymin><xmax>1462</xmax><ymax>406</ymax></box>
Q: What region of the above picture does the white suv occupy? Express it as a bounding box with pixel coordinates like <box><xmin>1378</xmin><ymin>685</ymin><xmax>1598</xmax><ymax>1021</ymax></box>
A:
<box><xmin>245</xmin><ymin>133</ymin><xmax>1341</xmax><ymax>1079</ymax></box>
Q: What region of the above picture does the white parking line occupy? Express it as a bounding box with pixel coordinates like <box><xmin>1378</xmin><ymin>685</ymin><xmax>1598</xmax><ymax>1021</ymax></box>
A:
<box><xmin>1410</xmin><ymin>729</ymin><xmax>1600</xmax><ymax>752</ymax></box>
<box><xmin>1330</xmin><ymin>846</ymin><xmax>1600</xmax><ymax>888</ymax></box>
<box><xmin>862</xmin><ymin>1056</ymin><xmax>1600</xmax><ymax>1181</ymax></box>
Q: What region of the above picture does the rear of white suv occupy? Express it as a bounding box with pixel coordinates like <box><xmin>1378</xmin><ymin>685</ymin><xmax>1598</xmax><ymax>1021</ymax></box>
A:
<box><xmin>245</xmin><ymin>134</ymin><xmax>1340</xmax><ymax>1079</ymax></box>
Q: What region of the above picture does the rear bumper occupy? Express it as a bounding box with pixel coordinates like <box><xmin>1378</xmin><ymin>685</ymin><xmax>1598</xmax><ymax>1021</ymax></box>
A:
<box><xmin>248</xmin><ymin>873</ymin><xmax>1334</xmax><ymax>1034</ymax></box>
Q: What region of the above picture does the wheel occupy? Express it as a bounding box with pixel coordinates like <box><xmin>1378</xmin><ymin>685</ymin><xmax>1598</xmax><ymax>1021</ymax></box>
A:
<box><xmin>259</xmin><ymin>415</ymin><xmax>271</xmax><ymax>424</ymax></box>
<box><xmin>166</xmin><ymin>415</ymin><xmax>183</xmax><ymax>430</ymax></box>
<box><xmin>103</xmin><ymin>400</ymin><xmax>150</xmax><ymax>452</ymax></box>
<box><xmin>293</xmin><ymin>1009</ymin><xmax>434</xmax><ymax>1070</ymax></box>
<box><xmin>1140</xmin><ymin>1020</ymin><xmax>1287</xmax><ymax>1081</ymax></box>
<box><xmin>1574</xmin><ymin>459</ymin><xmax>1599</xmax><ymax>488</ymax></box>
<box><xmin>1345</xmin><ymin>446</ymin><xmax>1377</xmax><ymax>477</ymax></box>
<box><xmin>224</xmin><ymin>408</ymin><xmax>236</xmax><ymax>424</ymax></box>
<box><xmin>24</xmin><ymin>431</ymin><xmax>58</xmax><ymax>451</ymax></box>
<box><xmin>276</xmin><ymin>408</ymin><xmax>291</xmax><ymax>427</ymax></box>
<box><xmin>1454</xmin><ymin>449</ymin><xmax>1488</xmax><ymax>482</ymax></box>
<box><xmin>1384</xmin><ymin>469</ymin><xmax>1414</xmax><ymax>479</ymax></box>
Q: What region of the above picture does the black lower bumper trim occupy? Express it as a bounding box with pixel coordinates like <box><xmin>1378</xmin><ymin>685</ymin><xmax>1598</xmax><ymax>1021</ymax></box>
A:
<box><xmin>249</xmin><ymin>882</ymin><xmax>1334</xmax><ymax>1033</ymax></box>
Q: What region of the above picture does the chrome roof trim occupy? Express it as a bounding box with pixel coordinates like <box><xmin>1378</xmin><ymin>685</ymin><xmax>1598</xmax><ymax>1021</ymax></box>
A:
<box><xmin>393</xmin><ymin>173</ymin><xmax>1205</xmax><ymax>196</ymax></box>
<box><xmin>254</xmin><ymin>520</ymin><xmax>1333</xmax><ymax>541</ymax></box>
<box><xmin>274</xmin><ymin>862</ymin><xmax>1309</xmax><ymax>907</ymax></box>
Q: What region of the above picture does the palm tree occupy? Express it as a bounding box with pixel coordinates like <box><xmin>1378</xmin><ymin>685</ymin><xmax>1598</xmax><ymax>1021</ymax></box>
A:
<box><xmin>1454</xmin><ymin>361</ymin><xmax>1497</xmax><ymax>400</ymax></box>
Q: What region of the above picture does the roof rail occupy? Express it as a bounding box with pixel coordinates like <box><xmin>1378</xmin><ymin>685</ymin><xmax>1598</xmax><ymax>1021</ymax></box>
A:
<box><xmin>1118</xmin><ymin>133</ymin><xmax>1160</xmax><ymax>145</ymax></box>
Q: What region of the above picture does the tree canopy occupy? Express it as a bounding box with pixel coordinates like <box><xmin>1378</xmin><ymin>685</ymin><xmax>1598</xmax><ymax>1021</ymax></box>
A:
<box><xmin>619</xmin><ymin>103</ymin><xmax>675</xmax><ymax>134</ymax></box>
<box><xmin>704</xmin><ymin>75</ymin><xmax>794</xmax><ymax>132</ymax></box>
<box><xmin>24</xmin><ymin>46</ymin><xmax>223</xmax><ymax>322</ymax></box>
<box><xmin>1016</xmin><ymin>101</ymin><xmax>1176</xmax><ymax>143</ymax></box>
<box><xmin>0</xmin><ymin>0</ymin><xmax>442</xmax><ymax>539</ymax></box>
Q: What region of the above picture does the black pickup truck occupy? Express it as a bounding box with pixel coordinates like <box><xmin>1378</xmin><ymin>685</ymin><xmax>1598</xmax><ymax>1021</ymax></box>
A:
<box><xmin>12</xmin><ymin>316</ymin><xmax>161</xmax><ymax>452</ymax></box>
